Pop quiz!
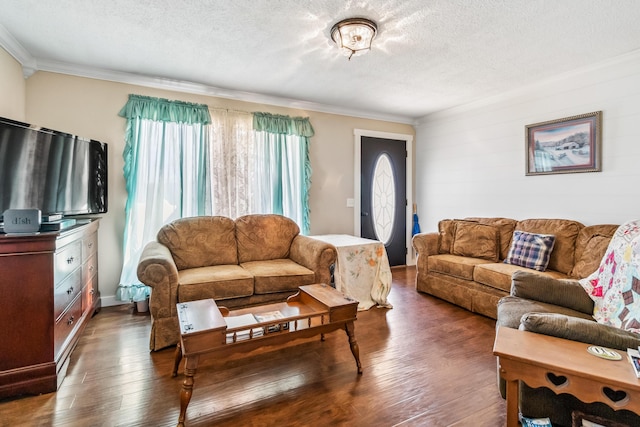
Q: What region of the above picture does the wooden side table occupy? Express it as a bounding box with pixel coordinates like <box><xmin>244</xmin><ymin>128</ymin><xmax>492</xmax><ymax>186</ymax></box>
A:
<box><xmin>493</xmin><ymin>326</ymin><xmax>640</xmax><ymax>427</ymax></box>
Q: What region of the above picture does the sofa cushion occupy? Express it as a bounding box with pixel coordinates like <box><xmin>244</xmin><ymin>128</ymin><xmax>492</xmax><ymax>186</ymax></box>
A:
<box><xmin>438</xmin><ymin>219</ymin><xmax>479</xmax><ymax>254</ymax></box>
<box><xmin>504</xmin><ymin>231</ymin><xmax>556</xmax><ymax>271</ymax></box>
<box><xmin>236</xmin><ymin>214</ymin><xmax>299</xmax><ymax>263</ymax></box>
<box><xmin>473</xmin><ymin>262</ymin><xmax>514</xmax><ymax>293</ymax></box>
<box><xmin>570</xmin><ymin>224</ymin><xmax>618</xmax><ymax>279</ymax></box>
<box><xmin>428</xmin><ymin>254</ymin><xmax>493</xmax><ymax>281</ymax></box>
<box><xmin>451</xmin><ymin>222</ymin><xmax>500</xmax><ymax>262</ymax></box>
<box><xmin>465</xmin><ymin>217</ymin><xmax>518</xmax><ymax>260</ymax></box>
<box><xmin>475</xmin><ymin>263</ymin><xmax>568</xmax><ymax>293</ymax></box>
<box><xmin>511</xmin><ymin>270</ymin><xmax>594</xmax><ymax>314</ymax></box>
<box><xmin>177</xmin><ymin>265</ymin><xmax>254</xmax><ymax>301</ymax></box>
<box><xmin>158</xmin><ymin>216</ymin><xmax>238</xmax><ymax>270</ymax></box>
<box><xmin>516</xmin><ymin>219</ymin><xmax>583</xmax><ymax>274</ymax></box>
<box><xmin>520</xmin><ymin>312</ymin><xmax>640</xmax><ymax>351</ymax></box>
<box><xmin>437</xmin><ymin>219</ymin><xmax>456</xmax><ymax>254</ymax></box>
<box><xmin>241</xmin><ymin>259</ymin><xmax>315</xmax><ymax>294</ymax></box>
<box><xmin>496</xmin><ymin>295</ymin><xmax>594</xmax><ymax>329</ymax></box>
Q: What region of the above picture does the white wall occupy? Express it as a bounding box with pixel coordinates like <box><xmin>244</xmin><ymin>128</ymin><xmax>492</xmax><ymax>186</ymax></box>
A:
<box><xmin>415</xmin><ymin>51</ymin><xmax>640</xmax><ymax>233</ymax></box>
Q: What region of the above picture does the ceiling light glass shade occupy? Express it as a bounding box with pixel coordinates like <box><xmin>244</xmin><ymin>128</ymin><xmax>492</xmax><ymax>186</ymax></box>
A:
<box><xmin>331</xmin><ymin>18</ymin><xmax>377</xmax><ymax>60</ymax></box>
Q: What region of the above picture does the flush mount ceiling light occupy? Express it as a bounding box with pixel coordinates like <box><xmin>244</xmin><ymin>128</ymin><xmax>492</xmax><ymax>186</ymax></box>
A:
<box><xmin>330</xmin><ymin>18</ymin><xmax>377</xmax><ymax>60</ymax></box>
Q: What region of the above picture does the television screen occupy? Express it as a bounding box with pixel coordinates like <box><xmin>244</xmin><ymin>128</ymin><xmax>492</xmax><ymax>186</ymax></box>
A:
<box><xmin>0</xmin><ymin>117</ymin><xmax>108</xmax><ymax>219</ymax></box>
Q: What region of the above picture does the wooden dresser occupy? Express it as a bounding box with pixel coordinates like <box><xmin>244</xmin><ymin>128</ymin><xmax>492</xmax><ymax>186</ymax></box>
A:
<box><xmin>0</xmin><ymin>219</ymin><xmax>100</xmax><ymax>398</ymax></box>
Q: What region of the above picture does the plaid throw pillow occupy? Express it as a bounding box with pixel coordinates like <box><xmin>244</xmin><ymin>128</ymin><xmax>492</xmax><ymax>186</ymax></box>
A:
<box><xmin>504</xmin><ymin>231</ymin><xmax>556</xmax><ymax>271</ymax></box>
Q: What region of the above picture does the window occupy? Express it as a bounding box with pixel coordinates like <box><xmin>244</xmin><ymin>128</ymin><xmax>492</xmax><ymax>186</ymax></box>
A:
<box><xmin>116</xmin><ymin>96</ymin><xmax>313</xmax><ymax>301</ymax></box>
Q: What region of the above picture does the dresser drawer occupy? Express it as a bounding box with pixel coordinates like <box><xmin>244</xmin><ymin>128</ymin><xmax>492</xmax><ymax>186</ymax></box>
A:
<box><xmin>54</xmin><ymin>241</ymin><xmax>82</xmax><ymax>284</ymax></box>
<box><xmin>83</xmin><ymin>252</ymin><xmax>98</xmax><ymax>285</ymax></box>
<box><xmin>83</xmin><ymin>233</ymin><xmax>97</xmax><ymax>259</ymax></box>
<box><xmin>54</xmin><ymin>268</ymin><xmax>82</xmax><ymax>322</ymax></box>
<box><xmin>54</xmin><ymin>294</ymin><xmax>82</xmax><ymax>359</ymax></box>
<box><xmin>82</xmin><ymin>275</ymin><xmax>98</xmax><ymax>312</ymax></box>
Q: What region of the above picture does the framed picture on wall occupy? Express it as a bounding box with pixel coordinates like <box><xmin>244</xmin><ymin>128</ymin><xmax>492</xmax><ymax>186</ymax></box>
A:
<box><xmin>525</xmin><ymin>111</ymin><xmax>602</xmax><ymax>176</ymax></box>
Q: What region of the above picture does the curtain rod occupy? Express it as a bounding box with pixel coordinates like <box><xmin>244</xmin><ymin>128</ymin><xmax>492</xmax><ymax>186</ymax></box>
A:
<box><xmin>208</xmin><ymin>107</ymin><xmax>251</xmax><ymax>115</ymax></box>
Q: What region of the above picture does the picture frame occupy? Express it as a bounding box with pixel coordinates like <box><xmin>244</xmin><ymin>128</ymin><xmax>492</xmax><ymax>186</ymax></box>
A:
<box><xmin>525</xmin><ymin>111</ymin><xmax>602</xmax><ymax>176</ymax></box>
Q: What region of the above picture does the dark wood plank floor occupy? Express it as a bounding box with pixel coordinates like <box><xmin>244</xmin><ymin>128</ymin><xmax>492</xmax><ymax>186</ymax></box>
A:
<box><xmin>0</xmin><ymin>267</ymin><xmax>506</xmax><ymax>427</ymax></box>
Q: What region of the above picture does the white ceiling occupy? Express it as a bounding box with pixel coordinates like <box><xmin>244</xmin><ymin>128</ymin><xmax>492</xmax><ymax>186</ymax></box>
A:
<box><xmin>2</xmin><ymin>0</ymin><xmax>640</xmax><ymax>124</ymax></box>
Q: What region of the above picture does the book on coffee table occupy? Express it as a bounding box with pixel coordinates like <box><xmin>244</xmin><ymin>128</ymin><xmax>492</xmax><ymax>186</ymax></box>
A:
<box><xmin>224</xmin><ymin>313</ymin><xmax>263</xmax><ymax>343</ymax></box>
<box><xmin>253</xmin><ymin>310</ymin><xmax>289</xmax><ymax>332</ymax></box>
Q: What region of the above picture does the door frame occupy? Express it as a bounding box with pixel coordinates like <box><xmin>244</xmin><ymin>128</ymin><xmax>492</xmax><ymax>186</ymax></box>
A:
<box><xmin>354</xmin><ymin>129</ymin><xmax>414</xmax><ymax>266</ymax></box>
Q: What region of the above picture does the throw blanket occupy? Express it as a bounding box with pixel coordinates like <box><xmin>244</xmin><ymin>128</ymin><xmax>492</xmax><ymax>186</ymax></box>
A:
<box><xmin>579</xmin><ymin>220</ymin><xmax>640</xmax><ymax>333</ymax></box>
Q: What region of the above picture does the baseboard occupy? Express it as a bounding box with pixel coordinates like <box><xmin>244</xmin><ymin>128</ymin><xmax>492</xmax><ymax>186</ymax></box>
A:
<box><xmin>99</xmin><ymin>295</ymin><xmax>130</xmax><ymax>307</ymax></box>
<box><xmin>0</xmin><ymin>362</ymin><xmax>57</xmax><ymax>398</ymax></box>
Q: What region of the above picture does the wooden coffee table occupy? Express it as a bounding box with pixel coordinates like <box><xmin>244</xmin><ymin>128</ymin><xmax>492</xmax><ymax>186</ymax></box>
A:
<box><xmin>494</xmin><ymin>326</ymin><xmax>640</xmax><ymax>427</ymax></box>
<box><xmin>173</xmin><ymin>284</ymin><xmax>362</xmax><ymax>427</ymax></box>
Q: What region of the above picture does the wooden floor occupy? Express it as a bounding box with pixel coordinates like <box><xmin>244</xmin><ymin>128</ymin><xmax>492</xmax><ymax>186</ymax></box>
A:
<box><xmin>0</xmin><ymin>267</ymin><xmax>506</xmax><ymax>427</ymax></box>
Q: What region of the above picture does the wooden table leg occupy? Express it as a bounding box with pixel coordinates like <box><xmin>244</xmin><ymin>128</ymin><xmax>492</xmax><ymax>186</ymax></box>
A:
<box><xmin>505</xmin><ymin>377</ymin><xmax>519</xmax><ymax>427</ymax></box>
<box><xmin>172</xmin><ymin>342</ymin><xmax>182</xmax><ymax>377</ymax></box>
<box><xmin>177</xmin><ymin>355</ymin><xmax>199</xmax><ymax>427</ymax></box>
<box><xmin>345</xmin><ymin>321</ymin><xmax>363</xmax><ymax>374</ymax></box>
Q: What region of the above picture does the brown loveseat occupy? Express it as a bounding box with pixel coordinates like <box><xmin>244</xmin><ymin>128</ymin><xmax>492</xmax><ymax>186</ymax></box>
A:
<box><xmin>137</xmin><ymin>214</ymin><xmax>337</xmax><ymax>350</ymax></box>
<box><xmin>411</xmin><ymin>217</ymin><xmax>618</xmax><ymax>319</ymax></box>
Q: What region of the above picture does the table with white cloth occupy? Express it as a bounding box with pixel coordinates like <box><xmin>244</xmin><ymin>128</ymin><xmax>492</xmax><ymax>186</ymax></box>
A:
<box><xmin>310</xmin><ymin>234</ymin><xmax>393</xmax><ymax>310</ymax></box>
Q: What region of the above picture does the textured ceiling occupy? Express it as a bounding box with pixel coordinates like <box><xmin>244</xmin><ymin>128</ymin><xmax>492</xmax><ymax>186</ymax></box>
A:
<box><xmin>2</xmin><ymin>0</ymin><xmax>640</xmax><ymax>123</ymax></box>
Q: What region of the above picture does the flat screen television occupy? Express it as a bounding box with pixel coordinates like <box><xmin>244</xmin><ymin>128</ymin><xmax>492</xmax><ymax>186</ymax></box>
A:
<box><xmin>0</xmin><ymin>116</ymin><xmax>108</xmax><ymax>221</ymax></box>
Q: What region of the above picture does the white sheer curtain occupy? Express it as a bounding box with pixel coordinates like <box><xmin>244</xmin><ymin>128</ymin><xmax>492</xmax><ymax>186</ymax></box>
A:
<box><xmin>206</xmin><ymin>108</ymin><xmax>311</xmax><ymax>228</ymax></box>
<box><xmin>207</xmin><ymin>109</ymin><xmax>255</xmax><ymax>218</ymax></box>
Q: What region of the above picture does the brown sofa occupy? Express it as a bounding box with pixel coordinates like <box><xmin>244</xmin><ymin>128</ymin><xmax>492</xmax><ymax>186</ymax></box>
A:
<box><xmin>412</xmin><ymin>217</ymin><xmax>640</xmax><ymax>425</ymax></box>
<box><xmin>411</xmin><ymin>217</ymin><xmax>618</xmax><ymax>319</ymax></box>
<box><xmin>137</xmin><ymin>214</ymin><xmax>337</xmax><ymax>350</ymax></box>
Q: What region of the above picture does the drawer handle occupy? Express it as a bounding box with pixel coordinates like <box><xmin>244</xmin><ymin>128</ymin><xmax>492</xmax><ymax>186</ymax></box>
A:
<box><xmin>67</xmin><ymin>315</ymin><xmax>74</xmax><ymax>325</ymax></box>
<box><xmin>88</xmin><ymin>242</ymin><xmax>93</xmax><ymax>248</ymax></box>
<box><xmin>89</xmin><ymin>266</ymin><xmax>95</xmax><ymax>272</ymax></box>
<box><xmin>90</xmin><ymin>289</ymin><xmax>95</xmax><ymax>295</ymax></box>
<box><xmin>67</xmin><ymin>286</ymin><xmax>74</xmax><ymax>295</ymax></box>
<box><xmin>67</xmin><ymin>256</ymin><xmax>75</xmax><ymax>264</ymax></box>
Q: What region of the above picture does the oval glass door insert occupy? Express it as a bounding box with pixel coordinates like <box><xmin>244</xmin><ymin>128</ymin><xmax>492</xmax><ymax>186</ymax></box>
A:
<box><xmin>371</xmin><ymin>153</ymin><xmax>395</xmax><ymax>244</ymax></box>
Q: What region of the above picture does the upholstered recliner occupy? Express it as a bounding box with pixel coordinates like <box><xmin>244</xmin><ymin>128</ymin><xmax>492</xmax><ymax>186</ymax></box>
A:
<box><xmin>497</xmin><ymin>217</ymin><xmax>640</xmax><ymax>427</ymax></box>
<box><xmin>137</xmin><ymin>214</ymin><xmax>337</xmax><ymax>350</ymax></box>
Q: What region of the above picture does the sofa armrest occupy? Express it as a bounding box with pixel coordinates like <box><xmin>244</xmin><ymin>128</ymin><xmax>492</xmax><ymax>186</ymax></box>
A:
<box><xmin>520</xmin><ymin>312</ymin><xmax>640</xmax><ymax>351</ymax></box>
<box><xmin>511</xmin><ymin>270</ymin><xmax>594</xmax><ymax>315</ymax></box>
<box><xmin>411</xmin><ymin>232</ymin><xmax>439</xmax><ymax>256</ymax></box>
<box><xmin>137</xmin><ymin>242</ymin><xmax>180</xmax><ymax>319</ymax></box>
<box><xmin>289</xmin><ymin>235</ymin><xmax>337</xmax><ymax>285</ymax></box>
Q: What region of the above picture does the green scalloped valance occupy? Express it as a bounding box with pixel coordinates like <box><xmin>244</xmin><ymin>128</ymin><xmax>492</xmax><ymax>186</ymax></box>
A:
<box><xmin>118</xmin><ymin>94</ymin><xmax>211</xmax><ymax>125</ymax></box>
<box><xmin>253</xmin><ymin>112</ymin><xmax>314</xmax><ymax>137</ymax></box>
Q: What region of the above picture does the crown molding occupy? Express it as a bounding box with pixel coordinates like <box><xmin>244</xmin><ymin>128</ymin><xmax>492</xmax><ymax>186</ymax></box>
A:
<box><xmin>0</xmin><ymin>24</ymin><xmax>36</xmax><ymax>77</ymax></box>
<box><xmin>415</xmin><ymin>48</ymin><xmax>640</xmax><ymax>126</ymax></box>
<box><xmin>36</xmin><ymin>59</ymin><xmax>415</xmax><ymax>125</ymax></box>
<box><xmin>0</xmin><ymin>24</ymin><xmax>414</xmax><ymax>126</ymax></box>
